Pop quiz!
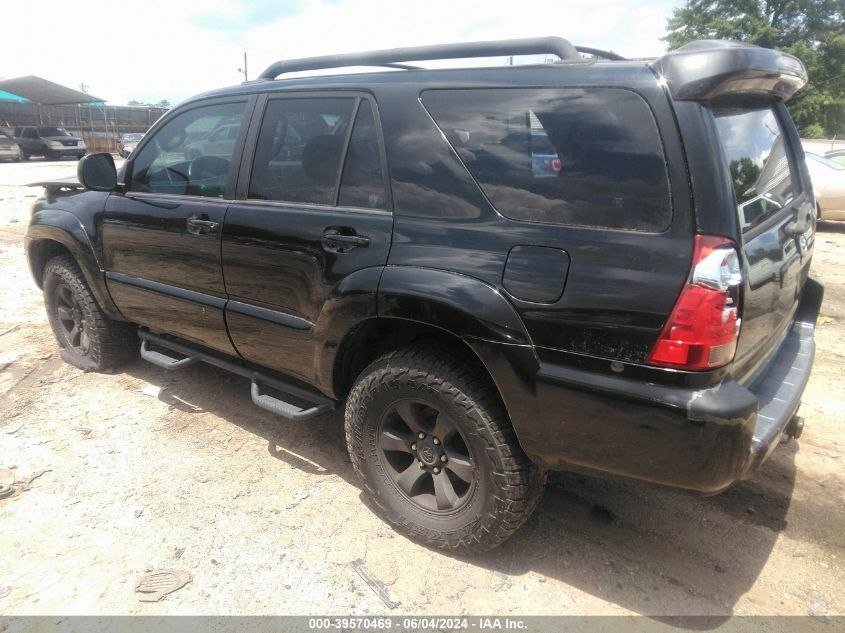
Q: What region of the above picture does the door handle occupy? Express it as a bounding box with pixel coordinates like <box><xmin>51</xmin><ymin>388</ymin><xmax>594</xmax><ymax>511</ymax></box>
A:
<box><xmin>187</xmin><ymin>217</ymin><xmax>219</xmax><ymax>235</ymax></box>
<box><xmin>322</xmin><ymin>229</ymin><xmax>370</xmax><ymax>251</ymax></box>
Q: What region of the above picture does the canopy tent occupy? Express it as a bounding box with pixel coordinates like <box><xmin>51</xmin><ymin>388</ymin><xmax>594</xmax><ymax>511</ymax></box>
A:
<box><xmin>0</xmin><ymin>89</ymin><xmax>29</xmax><ymax>102</ymax></box>
<box><xmin>0</xmin><ymin>75</ymin><xmax>104</xmax><ymax>105</ymax></box>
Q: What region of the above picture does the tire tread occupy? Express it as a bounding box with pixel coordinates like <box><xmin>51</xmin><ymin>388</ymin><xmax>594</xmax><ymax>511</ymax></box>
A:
<box><xmin>345</xmin><ymin>344</ymin><xmax>545</xmax><ymax>553</ymax></box>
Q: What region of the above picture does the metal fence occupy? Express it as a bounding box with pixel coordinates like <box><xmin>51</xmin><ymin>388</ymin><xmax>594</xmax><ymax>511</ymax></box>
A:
<box><xmin>0</xmin><ymin>102</ymin><xmax>169</xmax><ymax>153</ymax></box>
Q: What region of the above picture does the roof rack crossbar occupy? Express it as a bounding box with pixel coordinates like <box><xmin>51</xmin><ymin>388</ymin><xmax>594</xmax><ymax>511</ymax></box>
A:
<box><xmin>258</xmin><ymin>36</ymin><xmax>580</xmax><ymax>80</ymax></box>
<box><xmin>574</xmin><ymin>46</ymin><xmax>626</xmax><ymax>61</ymax></box>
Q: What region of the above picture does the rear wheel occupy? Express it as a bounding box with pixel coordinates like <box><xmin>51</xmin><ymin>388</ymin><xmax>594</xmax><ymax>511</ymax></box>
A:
<box><xmin>43</xmin><ymin>254</ymin><xmax>137</xmax><ymax>371</ymax></box>
<box><xmin>345</xmin><ymin>346</ymin><xmax>545</xmax><ymax>553</ymax></box>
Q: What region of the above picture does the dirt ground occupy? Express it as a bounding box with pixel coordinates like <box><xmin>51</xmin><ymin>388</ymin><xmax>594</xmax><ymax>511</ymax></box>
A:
<box><xmin>0</xmin><ymin>159</ymin><xmax>843</xmax><ymax>619</ymax></box>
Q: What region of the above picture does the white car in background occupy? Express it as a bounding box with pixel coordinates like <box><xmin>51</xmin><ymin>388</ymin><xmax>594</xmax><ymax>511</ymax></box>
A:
<box><xmin>805</xmin><ymin>153</ymin><xmax>845</xmax><ymax>221</ymax></box>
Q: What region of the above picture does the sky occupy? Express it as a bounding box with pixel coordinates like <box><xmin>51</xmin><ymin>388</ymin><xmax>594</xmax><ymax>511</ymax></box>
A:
<box><xmin>1</xmin><ymin>0</ymin><xmax>685</xmax><ymax>106</ymax></box>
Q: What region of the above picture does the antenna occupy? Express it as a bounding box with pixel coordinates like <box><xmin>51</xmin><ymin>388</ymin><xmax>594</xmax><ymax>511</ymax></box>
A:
<box><xmin>237</xmin><ymin>52</ymin><xmax>249</xmax><ymax>82</ymax></box>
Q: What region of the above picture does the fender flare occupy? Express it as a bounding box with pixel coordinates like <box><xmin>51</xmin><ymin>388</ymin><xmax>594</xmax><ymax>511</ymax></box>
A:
<box><xmin>378</xmin><ymin>266</ymin><xmax>530</xmax><ymax>344</ymax></box>
<box><xmin>26</xmin><ymin>209</ymin><xmax>124</xmax><ymax>320</ymax></box>
<box><xmin>312</xmin><ymin>265</ymin><xmax>534</xmax><ymax>390</ymax></box>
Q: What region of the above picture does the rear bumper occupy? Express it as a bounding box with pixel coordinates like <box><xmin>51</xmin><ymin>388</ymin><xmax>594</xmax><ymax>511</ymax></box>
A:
<box><xmin>739</xmin><ymin>277</ymin><xmax>821</xmax><ymax>477</ymax></box>
<box><xmin>471</xmin><ymin>277</ymin><xmax>823</xmax><ymax>493</ymax></box>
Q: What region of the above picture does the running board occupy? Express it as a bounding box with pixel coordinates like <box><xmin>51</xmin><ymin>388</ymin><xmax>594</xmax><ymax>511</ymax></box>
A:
<box><xmin>137</xmin><ymin>330</ymin><xmax>334</xmax><ymax>421</ymax></box>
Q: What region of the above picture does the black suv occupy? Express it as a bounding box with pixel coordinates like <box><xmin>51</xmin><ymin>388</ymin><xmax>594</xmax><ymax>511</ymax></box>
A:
<box><xmin>25</xmin><ymin>37</ymin><xmax>822</xmax><ymax>552</ymax></box>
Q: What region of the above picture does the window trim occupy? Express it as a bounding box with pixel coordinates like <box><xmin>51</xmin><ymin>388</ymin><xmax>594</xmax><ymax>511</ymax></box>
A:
<box><xmin>123</xmin><ymin>95</ymin><xmax>256</xmax><ymax>201</ymax></box>
<box><xmin>235</xmin><ymin>89</ymin><xmax>393</xmax><ymax>213</ymax></box>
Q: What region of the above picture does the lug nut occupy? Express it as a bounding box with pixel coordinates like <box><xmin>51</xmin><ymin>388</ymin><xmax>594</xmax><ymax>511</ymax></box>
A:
<box><xmin>433</xmin><ymin>467</ymin><xmax>440</xmax><ymax>474</ymax></box>
<box><xmin>440</xmin><ymin>454</ymin><xmax>448</xmax><ymax>462</ymax></box>
<box><xmin>432</xmin><ymin>437</ymin><xmax>440</xmax><ymax>445</ymax></box>
<box><xmin>411</xmin><ymin>443</ymin><xmax>417</xmax><ymax>451</ymax></box>
<box><xmin>418</xmin><ymin>432</ymin><xmax>425</xmax><ymax>439</ymax></box>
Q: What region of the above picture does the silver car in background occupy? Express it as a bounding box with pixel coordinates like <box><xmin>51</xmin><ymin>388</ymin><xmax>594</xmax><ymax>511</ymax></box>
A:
<box><xmin>0</xmin><ymin>130</ymin><xmax>22</xmax><ymax>161</ymax></box>
<box><xmin>806</xmin><ymin>153</ymin><xmax>845</xmax><ymax>222</ymax></box>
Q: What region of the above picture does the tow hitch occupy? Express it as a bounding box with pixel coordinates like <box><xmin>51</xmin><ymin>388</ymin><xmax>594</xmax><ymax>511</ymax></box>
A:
<box><xmin>786</xmin><ymin>415</ymin><xmax>805</xmax><ymax>440</ymax></box>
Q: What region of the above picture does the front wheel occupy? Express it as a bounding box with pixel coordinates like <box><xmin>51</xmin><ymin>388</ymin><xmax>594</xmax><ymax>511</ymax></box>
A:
<box><xmin>345</xmin><ymin>346</ymin><xmax>545</xmax><ymax>553</ymax></box>
<box><xmin>43</xmin><ymin>254</ymin><xmax>137</xmax><ymax>371</ymax></box>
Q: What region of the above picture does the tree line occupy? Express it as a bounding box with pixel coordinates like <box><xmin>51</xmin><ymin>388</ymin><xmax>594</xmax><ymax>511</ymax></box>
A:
<box><xmin>665</xmin><ymin>0</ymin><xmax>845</xmax><ymax>138</ymax></box>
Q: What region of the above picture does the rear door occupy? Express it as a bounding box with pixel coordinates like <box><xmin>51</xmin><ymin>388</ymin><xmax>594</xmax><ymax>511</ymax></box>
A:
<box><xmin>711</xmin><ymin>103</ymin><xmax>814</xmax><ymax>374</ymax></box>
<box><xmin>222</xmin><ymin>92</ymin><xmax>392</xmax><ymax>386</ymax></box>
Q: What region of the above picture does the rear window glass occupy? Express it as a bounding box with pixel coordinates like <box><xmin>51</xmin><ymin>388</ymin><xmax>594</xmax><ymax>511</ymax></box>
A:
<box><xmin>713</xmin><ymin>107</ymin><xmax>797</xmax><ymax>233</ymax></box>
<box><xmin>421</xmin><ymin>88</ymin><xmax>671</xmax><ymax>231</ymax></box>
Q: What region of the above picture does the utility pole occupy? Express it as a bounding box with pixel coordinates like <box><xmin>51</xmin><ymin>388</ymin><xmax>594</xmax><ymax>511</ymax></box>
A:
<box><xmin>238</xmin><ymin>52</ymin><xmax>248</xmax><ymax>82</ymax></box>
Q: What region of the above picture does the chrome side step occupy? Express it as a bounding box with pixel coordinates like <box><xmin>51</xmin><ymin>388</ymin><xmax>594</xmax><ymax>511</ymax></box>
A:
<box><xmin>138</xmin><ymin>329</ymin><xmax>334</xmax><ymax>421</ymax></box>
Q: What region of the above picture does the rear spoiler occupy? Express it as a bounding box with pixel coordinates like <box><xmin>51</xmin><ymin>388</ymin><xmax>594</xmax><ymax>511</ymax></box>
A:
<box><xmin>651</xmin><ymin>40</ymin><xmax>807</xmax><ymax>102</ymax></box>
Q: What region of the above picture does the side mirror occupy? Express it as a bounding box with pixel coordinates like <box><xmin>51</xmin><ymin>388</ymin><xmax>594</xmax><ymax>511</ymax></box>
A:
<box><xmin>77</xmin><ymin>153</ymin><xmax>117</xmax><ymax>191</ymax></box>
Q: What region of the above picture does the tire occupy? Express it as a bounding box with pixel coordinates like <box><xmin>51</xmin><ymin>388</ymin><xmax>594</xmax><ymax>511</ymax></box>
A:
<box><xmin>20</xmin><ymin>151</ymin><xmax>29</xmax><ymax>161</ymax></box>
<box><xmin>345</xmin><ymin>345</ymin><xmax>545</xmax><ymax>553</ymax></box>
<box><xmin>43</xmin><ymin>254</ymin><xmax>137</xmax><ymax>371</ymax></box>
<box><xmin>44</xmin><ymin>150</ymin><xmax>59</xmax><ymax>161</ymax></box>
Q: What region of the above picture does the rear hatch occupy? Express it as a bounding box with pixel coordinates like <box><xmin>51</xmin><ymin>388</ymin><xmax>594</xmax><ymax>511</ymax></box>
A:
<box><xmin>711</xmin><ymin>104</ymin><xmax>814</xmax><ymax>380</ymax></box>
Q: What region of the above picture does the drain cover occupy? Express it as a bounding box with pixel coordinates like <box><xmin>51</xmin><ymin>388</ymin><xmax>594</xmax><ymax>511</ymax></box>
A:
<box><xmin>135</xmin><ymin>569</ymin><xmax>191</xmax><ymax>602</ymax></box>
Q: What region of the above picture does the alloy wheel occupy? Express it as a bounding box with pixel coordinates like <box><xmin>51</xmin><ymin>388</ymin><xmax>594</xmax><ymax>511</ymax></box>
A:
<box><xmin>377</xmin><ymin>399</ymin><xmax>476</xmax><ymax>513</ymax></box>
<box><xmin>54</xmin><ymin>283</ymin><xmax>90</xmax><ymax>355</ymax></box>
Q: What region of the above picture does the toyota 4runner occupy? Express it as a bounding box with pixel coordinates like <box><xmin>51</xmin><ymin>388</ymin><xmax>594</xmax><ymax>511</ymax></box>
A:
<box><xmin>25</xmin><ymin>37</ymin><xmax>823</xmax><ymax>553</ymax></box>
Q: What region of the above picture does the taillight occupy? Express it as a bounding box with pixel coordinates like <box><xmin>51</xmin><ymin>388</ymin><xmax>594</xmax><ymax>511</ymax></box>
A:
<box><xmin>648</xmin><ymin>234</ymin><xmax>742</xmax><ymax>370</ymax></box>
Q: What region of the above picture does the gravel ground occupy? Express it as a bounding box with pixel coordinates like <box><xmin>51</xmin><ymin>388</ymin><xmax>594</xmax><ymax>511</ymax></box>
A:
<box><xmin>0</xmin><ymin>159</ymin><xmax>843</xmax><ymax>619</ymax></box>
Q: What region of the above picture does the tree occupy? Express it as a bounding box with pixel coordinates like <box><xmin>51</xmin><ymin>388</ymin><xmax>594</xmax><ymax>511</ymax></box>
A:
<box><xmin>664</xmin><ymin>1</ymin><xmax>845</xmax><ymax>138</ymax></box>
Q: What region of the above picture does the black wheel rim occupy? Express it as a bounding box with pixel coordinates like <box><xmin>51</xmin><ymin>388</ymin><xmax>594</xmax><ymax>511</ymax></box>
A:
<box><xmin>54</xmin><ymin>283</ymin><xmax>90</xmax><ymax>355</ymax></box>
<box><xmin>377</xmin><ymin>399</ymin><xmax>476</xmax><ymax>513</ymax></box>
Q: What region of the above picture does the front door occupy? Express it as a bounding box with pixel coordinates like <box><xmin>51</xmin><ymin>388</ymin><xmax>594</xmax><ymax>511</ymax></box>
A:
<box><xmin>223</xmin><ymin>94</ymin><xmax>393</xmax><ymax>387</ymax></box>
<box><xmin>103</xmin><ymin>98</ymin><xmax>252</xmax><ymax>354</ymax></box>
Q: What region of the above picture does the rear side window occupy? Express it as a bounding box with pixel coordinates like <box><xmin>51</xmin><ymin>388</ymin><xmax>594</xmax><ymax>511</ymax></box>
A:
<box><xmin>712</xmin><ymin>106</ymin><xmax>797</xmax><ymax>233</ymax></box>
<box><xmin>338</xmin><ymin>101</ymin><xmax>386</xmax><ymax>209</ymax></box>
<box><xmin>422</xmin><ymin>88</ymin><xmax>671</xmax><ymax>231</ymax></box>
<box><xmin>249</xmin><ymin>97</ymin><xmax>386</xmax><ymax>209</ymax></box>
<box><xmin>249</xmin><ymin>98</ymin><xmax>354</xmax><ymax>206</ymax></box>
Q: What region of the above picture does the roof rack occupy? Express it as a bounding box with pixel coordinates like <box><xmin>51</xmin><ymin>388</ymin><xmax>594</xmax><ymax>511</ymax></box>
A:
<box><xmin>574</xmin><ymin>46</ymin><xmax>626</xmax><ymax>61</ymax></box>
<box><xmin>258</xmin><ymin>36</ymin><xmax>587</xmax><ymax>81</ymax></box>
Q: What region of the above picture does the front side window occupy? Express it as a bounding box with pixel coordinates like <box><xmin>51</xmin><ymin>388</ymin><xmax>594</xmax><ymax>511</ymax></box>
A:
<box><xmin>129</xmin><ymin>101</ymin><xmax>246</xmax><ymax>198</ymax></box>
<box><xmin>422</xmin><ymin>88</ymin><xmax>671</xmax><ymax>231</ymax></box>
<box><xmin>712</xmin><ymin>106</ymin><xmax>797</xmax><ymax>233</ymax></box>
